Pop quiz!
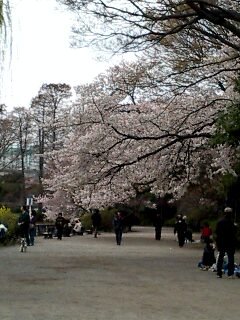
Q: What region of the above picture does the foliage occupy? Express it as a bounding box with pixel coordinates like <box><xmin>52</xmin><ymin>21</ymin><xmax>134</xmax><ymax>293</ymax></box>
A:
<box><xmin>0</xmin><ymin>171</ymin><xmax>24</xmax><ymax>208</ymax></box>
<box><xmin>81</xmin><ymin>208</ymin><xmax>116</xmax><ymax>232</ymax></box>
<box><xmin>211</xmin><ymin>105</ymin><xmax>240</xmax><ymax>147</ymax></box>
<box><xmin>30</xmin><ymin>83</ymin><xmax>72</xmax><ymax>184</ymax></box>
<box><xmin>2</xmin><ymin>2</ymin><xmax>240</xmax><ymax>220</ymax></box>
<box><xmin>0</xmin><ymin>206</ymin><xmax>18</xmax><ymax>245</ymax></box>
<box><xmin>99</xmin><ymin>207</ymin><xmax>116</xmax><ymax>231</ymax></box>
<box><xmin>211</xmin><ymin>78</ymin><xmax>240</xmax><ymax>147</ymax></box>
<box><xmin>0</xmin><ymin>116</ymin><xmax>16</xmax><ymax>170</ymax></box>
<box><xmin>59</xmin><ymin>0</ymin><xmax>240</xmax><ymax>95</ymax></box>
<box><xmin>215</xmin><ymin>173</ymin><xmax>238</xmax><ymax>199</ymax></box>
<box><xmin>80</xmin><ymin>212</ymin><xmax>92</xmax><ymax>230</ymax></box>
<box><xmin>60</xmin><ymin>1</ymin><xmax>240</xmax><ymax>51</ymax></box>
<box><xmin>0</xmin><ymin>0</ymin><xmax>3</xmax><ymax>28</ymax></box>
<box><xmin>38</xmin><ymin>3</ymin><xmax>238</xmax><ymax>210</ymax></box>
<box><xmin>43</xmin><ymin>59</ymin><xmax>226</xmax><ymax>209</ymax></box>
<box><xmin>210</xmin><ymin>78</ymin><xmax>240</xmax><ymax>219</ymax></box>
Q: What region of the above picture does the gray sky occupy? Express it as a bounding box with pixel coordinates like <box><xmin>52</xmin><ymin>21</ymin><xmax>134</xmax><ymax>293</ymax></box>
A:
<box><xmin>2</xmin><ymin>0</ymin><xmax>111</xmax><ymax>110</ymax></box>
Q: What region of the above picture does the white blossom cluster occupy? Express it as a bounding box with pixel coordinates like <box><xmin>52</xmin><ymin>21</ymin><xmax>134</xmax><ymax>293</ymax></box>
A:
<box><xmin>41</xmin><ymin>58</ymin><xmax>238</xmax><ymax>212</ymax></box>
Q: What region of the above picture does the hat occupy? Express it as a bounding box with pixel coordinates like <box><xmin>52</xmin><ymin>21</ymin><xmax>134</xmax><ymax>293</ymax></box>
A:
<box><xmin>224</xmin><ymin>207</ymin><xmax>233</xmax><ymax>213</ymax></box>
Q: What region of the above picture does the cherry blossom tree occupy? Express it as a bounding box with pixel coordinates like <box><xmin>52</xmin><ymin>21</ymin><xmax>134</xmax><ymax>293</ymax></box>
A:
<box><xmin>42</xmin><ymin>60</ymin><xmax>234</xmax><ymax>211</ymax></box>
<box><xmin>59</xmin><ymin>1</ymin><xmax>240</xmax><ymax>52</ymax></box>
<box><xmin>40</xmin><ymin>1</ymin><xmax>240</xmax><ymax>214</ymax></box>
<box><xmin>59</xmin><ymin>1</ymin><xmax>240</xmax><ymax>87</ymax></box>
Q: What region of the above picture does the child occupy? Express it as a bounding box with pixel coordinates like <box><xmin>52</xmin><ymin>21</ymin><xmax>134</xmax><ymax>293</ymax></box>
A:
<box><xmin>198</xmin><ymin>239</ymin><xmax>216</xmax><ymax>270</ymax></box>
<box><xmin>200</xmin><ymin>222</ymin><xmax>212</xmax><ymax>243</ymax></box>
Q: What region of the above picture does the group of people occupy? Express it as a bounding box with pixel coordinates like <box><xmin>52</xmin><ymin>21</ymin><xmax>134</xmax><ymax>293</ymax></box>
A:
<box><xmin>173</xmin><ymin>214</ymin><xmax>193</xmax><ymax>247</ymax></box>
<box><xmin>18</xmin><ymin>204</ymin><xmax>239</xmax><ymax>278</ymax></box>
<box><xmin>91</xmin><ymin>209</ymin><xmax>124</xmax><ymax>245</ymax></box>
<box><xmin>55</xmin><ymin>213</ymin><xmax>85</xmax><ymax>240</ymax></box>
<box><xmin>171</xmin><ymin>208</ymin><xmax>238</xmax><ymax>279</ymax></box>
<box><xmin>197</xmin><ymin>207</ymin><xmax>238</xmax><ymax>278</ymax></box>
<box><xmin>54</xmin><ymin>209</ymin><xmax>124</xmax><ymax>246</ymax></box>
<box><xmin>18</xmin><ymin>205</ymin><xmax>37</xmax><ymax>247</ymax></box>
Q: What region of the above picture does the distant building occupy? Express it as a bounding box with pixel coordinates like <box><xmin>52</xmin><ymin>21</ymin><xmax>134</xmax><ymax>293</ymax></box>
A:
<box><xmin>0</xmin><ymin>143</ymin><xmax>39</xmax><ymax>172</ymax></box>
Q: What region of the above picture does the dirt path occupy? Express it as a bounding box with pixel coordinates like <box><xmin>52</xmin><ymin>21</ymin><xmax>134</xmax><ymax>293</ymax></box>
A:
<box><xmin>0</xmin><ymin>227</ymin><xmax>239</xmax><ymax>320</ymax></box>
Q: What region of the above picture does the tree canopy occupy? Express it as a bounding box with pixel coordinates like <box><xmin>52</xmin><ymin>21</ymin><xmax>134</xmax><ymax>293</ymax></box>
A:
<box><xmin>2</xmin><ymin>1</ymin><xmax>240</xmax><ymax>213</ymax></box>
<box><xmin>41</xmin><ymin>0</ymin><xmax>240</xmax><ymax>209</ymax></box>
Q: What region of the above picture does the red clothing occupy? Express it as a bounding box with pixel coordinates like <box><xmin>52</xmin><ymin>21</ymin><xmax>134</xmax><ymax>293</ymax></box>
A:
<box><xmin>201</xmin><ymin>226</ymin><xmax>212</xmax><ymax>238</ymax></box>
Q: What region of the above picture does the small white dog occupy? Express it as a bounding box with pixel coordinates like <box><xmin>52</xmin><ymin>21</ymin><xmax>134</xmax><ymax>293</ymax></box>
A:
<box><xmin>19</xmin><ymin>238</ymin><xmax>27</xmax><ymax>252</ymax></box>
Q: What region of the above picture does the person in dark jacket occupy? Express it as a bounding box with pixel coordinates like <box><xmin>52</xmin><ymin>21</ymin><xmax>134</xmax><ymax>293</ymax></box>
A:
<box><xmin>55</xmin><ymin>212</ymin><xmax>65</xmax><ymax>240</ymax></box>
<box><xmin>199</xmin><ymin>238</ymin><xmax>216</xmax><ymax>270</ymax></box>
<box><xmin>91</xmin><ymin>209</ymin><xmax>102</xmax><ymax>238</ymax></box>
<box><xmin>153</xmin><ymin>212</ymin><xmax>163</xmax><ymax>240</ymax></box>
<box><xmin>174</xmin><ymin>214</ymin><xmax>187</xmax><ymax>247</ymax></box>
<box><xmin>29</xmin><ymin>209</ymin><xmax>37</xmax><ymax>246</ymax></box>
<box><xmin>216</xmin><ymin>207</ymin><xmax>237</xmax><ymax>278</ymax></box>
<box><xmin>113</xmin><ymin>211</ymin><xmax>124</xmax><ymax>245</ymax></box>
<box><xmin>18</xmin><ymin>205</ymin><xmax>30</xmax><ymax>246</ymax></box>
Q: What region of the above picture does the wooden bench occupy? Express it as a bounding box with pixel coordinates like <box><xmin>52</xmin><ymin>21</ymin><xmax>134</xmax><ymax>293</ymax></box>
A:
<box><xmin>43</xmin><ymin>231</ymin><xmax>53</xmax><ymax>239</ymax></box>
<box><xmin>42</xmin><ymin>226</ymin><xmax>55</xmax><ymax>239</ymax></box>
<box><xmin>36</xmin><ymin>224</ymin><xmax>55</xmax><ymax>236</ymax></box>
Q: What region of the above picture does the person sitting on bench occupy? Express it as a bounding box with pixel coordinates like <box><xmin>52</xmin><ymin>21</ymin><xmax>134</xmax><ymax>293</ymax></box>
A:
<box><xmin>72</xmin><ymin>219</ymin><xmax>83</xmax><ymax>235</ymax></box>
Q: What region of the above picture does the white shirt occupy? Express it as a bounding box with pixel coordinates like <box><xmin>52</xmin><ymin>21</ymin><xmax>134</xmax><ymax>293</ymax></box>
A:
<box><xmin>73</xmin><ymin>222</ymin><xmax>82</xmax><ymax>232</ymax></box>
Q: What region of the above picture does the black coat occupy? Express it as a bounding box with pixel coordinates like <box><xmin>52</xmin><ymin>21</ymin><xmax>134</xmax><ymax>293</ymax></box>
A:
<box><xmin>153</xmin><ymin>214</ymin><xmax>163</xmax><ymax>229</ymax></box>
<box><xmin>174</xmin><ymin>219</ymin><xmax>187</xmax><ymax>235</ymax></box>
<box><xmin>113</xmin><ymin>216</ymin><xmax>124</xmax><ymax>231</ymax></box>
<box><xmin>55</xmin><ymin>216</ymin><xmax>65</xmax><ymax>229</ymax></box>
<box><xmin>216</xmin><ymin>217</ymin><xmax>237</xmax><ymax>250</ymax></box>
<box><xmin>91</xmin><ymin>212</ymin><xmax>102</xmax><ymax>227</ymax></box>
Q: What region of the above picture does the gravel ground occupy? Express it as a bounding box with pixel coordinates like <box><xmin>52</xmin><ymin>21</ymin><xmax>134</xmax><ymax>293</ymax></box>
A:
<box><xmin>0</xmin><ymin>227</ymin><xmax>239</xmax><ymax>320</ymax></box>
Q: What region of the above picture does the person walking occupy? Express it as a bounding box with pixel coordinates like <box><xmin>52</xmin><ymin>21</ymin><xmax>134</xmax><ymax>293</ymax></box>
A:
<box><xmin>29</xmin><ymin>209</ymin><xmax>37</xmax><ymax>246</ymax></box>
<box><xmin>174</xmin><ymin>214</ymin><xmax>187</xmax><ymax>247</ymax></box>
<box><xmin>55</xmin><ymin>212</ymin><xmax>65</xmax><ymax>240</ymax></box>
<box><xmin>153</xmin><ymin>212</ymin><xmax>163</xmax><ymax>240</ymax></box>
<box><xmin>18</xmin><ymin>205</ymin><xmax>30</xmax><ymax>246</ymax></box>
<box><xmin>91</xmin><ymin>209</ymin><xmax>102</xmax><ymax>238</ymax></box>
<box><xmin>113</xmin><ymin>211</ymin><xmax>124</xmax><ymax>245</ymax></box>
<box><xmin>215</xmin><ymin>207</ymin><xmax>237</xmax><ymax>278</ymax></box>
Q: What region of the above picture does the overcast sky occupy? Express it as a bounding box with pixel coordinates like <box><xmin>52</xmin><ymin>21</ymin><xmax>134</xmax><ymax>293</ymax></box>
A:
<box><xmin>2</xmin><ymin>0</ymin><xmax>113</xmax><ymax>110</ymax></box>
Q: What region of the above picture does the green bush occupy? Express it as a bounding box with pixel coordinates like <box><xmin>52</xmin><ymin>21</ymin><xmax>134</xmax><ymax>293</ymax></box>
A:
<box><xmin>81</xmin><ymin>208</ymin><xmax>116</xmax><ymax>232</ymax></box>
<box><xmin>81</xmin><ymin>213</ymin><xmax>92</xmax><ymax>230</ymax></box>
<box><xmin>0</xmin><ymin>206</ymin><xmax>19</xmax><ymax>245</ymax></box>
<box><xmin>100</xmin><ymin>208</ymin><xmax>116</xmax><ymax>231</ymax></box>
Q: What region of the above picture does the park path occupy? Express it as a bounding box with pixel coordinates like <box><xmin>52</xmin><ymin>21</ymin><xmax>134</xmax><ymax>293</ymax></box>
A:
<box><xmin>0</xmin><ymin>227</ymin><xmax>239</xmax><ymax>320</ymax></box>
